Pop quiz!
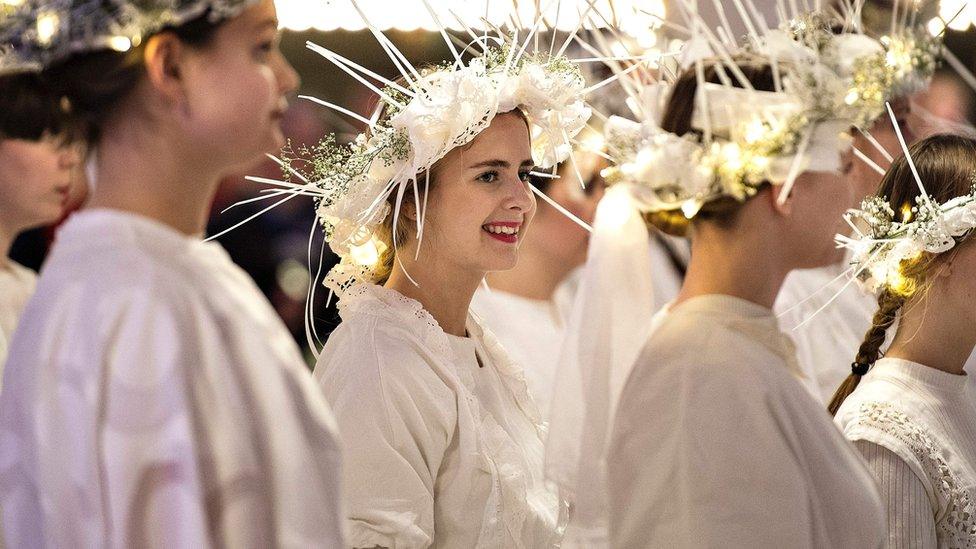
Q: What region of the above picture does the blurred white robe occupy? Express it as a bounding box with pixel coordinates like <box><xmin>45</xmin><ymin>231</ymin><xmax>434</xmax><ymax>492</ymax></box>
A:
<box><xmin>609</xmin><ymin>294</ymin><xmax>886</xmax><ymax>548</ymax></box>
<box><xmin>0</xmin><ymin>261</ymin><xmax>36</xmax><ymax>372</ymax></box>
<box><xmin>0</xmin><ymin>209</ymin><xmax>345</xmax><ymax>548</ymax></box>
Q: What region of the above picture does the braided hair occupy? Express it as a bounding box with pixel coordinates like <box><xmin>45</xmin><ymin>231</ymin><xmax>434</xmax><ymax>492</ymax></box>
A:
<box><xmin>828</xmin><ymin>134</ymin><xmax>976</xmax><ymax>415</ymax></box>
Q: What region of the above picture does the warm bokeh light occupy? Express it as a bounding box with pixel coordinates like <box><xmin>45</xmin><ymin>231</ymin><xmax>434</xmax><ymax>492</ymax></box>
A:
<box><xmin>274</xmin><ymin>0</ymin><xmax>666</xmax><ymax>37</ymax></box>
<box><xmin>936</xmin><ymin>0</ymin><xmax>976</xmax><ymax>32</ymax></box>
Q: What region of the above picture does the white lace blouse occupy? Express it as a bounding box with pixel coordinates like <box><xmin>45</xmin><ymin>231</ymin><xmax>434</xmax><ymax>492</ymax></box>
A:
<box><xmin>836</xmin><ymin>357</ymin><xmax>976</xmax><ymax>548</ymax></box>
<box><xmin>316</xmin><ymin>283</ymin><xmax>565</xmax><ymax>548</ymax></box>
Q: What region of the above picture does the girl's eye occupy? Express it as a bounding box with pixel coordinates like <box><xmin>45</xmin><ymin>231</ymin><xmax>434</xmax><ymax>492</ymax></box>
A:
<box><xmin>518</xmin><ymin>170</ymin><xmax>532</xmax><ymax>182</ymax></box>
<box><xmin>478</xmin><ymin>171</ymin><xmax>499</xmax><ymax>183</ymax></box>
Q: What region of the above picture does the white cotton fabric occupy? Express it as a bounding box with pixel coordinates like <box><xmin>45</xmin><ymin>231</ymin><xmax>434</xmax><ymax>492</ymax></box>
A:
<box><xmin>836</xmin><ymin>357</ymin><xmax>976</xmax><ymax>548</ymax></box>
<box><xmin>544</xmin><ymin>186</ymin><xmax>656</xmax><ymax>548</ymax></box>
<box><xmin>609</xmin><ymin>294</ymin><xmax>886</xmax><ymax>549</ymax></box>
<box><xmin>0</xmin><ymin>209</ymin><xmax>345</xmax><ymax>548</ymax></box>
<box><xmin>315</xmin><ymin>283</ymin><xmax>565</xmax><ymax>549</ymax></box>
<box><xmin>0</xmin><ymin>261</ymin><xmax>36</xmax><ymax>372</ymax></box>
<box><xmin>775</xmin><ymin>262</ymin><xmax>879</xmax><ymax>402</ymax></box>
<box><xmin>469</xmin><ymin>278</ymin><xmax>576</xmax><ymax>420</ymax></box>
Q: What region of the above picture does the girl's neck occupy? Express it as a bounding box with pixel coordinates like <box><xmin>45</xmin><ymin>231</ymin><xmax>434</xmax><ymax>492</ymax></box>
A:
<box><xmin>85</xmin><ymin>119</ymin><xmax>222</xmax><ymax>236</ymax></box>
<box><xmin>0</xmin><ymin>220</ymin><xmax>16</xmax><ymax>270</ymax></box>
<box><xmin>385</xmin><ymin>254</ymin><xmax>483</xmax><ymax>337</ymax></box>
<box><xmin>885</xmin><ymin>294</ymin><xmax>974</xmax><ymax>376</ymax></box>
<box><xmin>675</xmin><ymin>223</ymin><xmax>790</xmax><ymax>310</ymax></box>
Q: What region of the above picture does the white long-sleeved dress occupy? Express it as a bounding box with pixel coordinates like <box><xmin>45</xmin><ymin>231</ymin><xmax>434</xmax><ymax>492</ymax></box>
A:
<box><xmin>0</xmin><ymin>261</ymin><xmax>36</xmax><ymax>370</ymax></box>
<box><xmin>609</xmin><ymin>294</ymin><xmax>886</xmax><ymax>548</ymax></box>
<box><xmin>0</xmin><ymin>209</ymin><xmax>345</xmax><ymax>548</ymax></box>
<box><xmin>836</xmin><ymin>357</ymin><xmax>976</xmax><ymax>548</ymax></box>
<box><xmin>316</xmin><ymin>283</ymin><xmax>564</xmax><ymax>548</ymax></box>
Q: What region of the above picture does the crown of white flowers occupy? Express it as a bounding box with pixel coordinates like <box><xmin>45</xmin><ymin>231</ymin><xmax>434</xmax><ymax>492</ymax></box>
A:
<box><xmin>243</xmin><ymin>13</ymin><xmax>597</xmax><ymax>297</ymax></box>
<box><xmin>0</xmin><ymin>6</ymin><xmax>41</xmax><ymax>76</ymax></box>
<box><xmin>599</xmin><ymin>5</ymin><xmax>944</xmax><ymax>218</ymax></box>
<box><xmin>838</xmin><ymin>179</ymin><xmax>976</xmax><ymax>294</ymax></box>
<box><xmin>14</xmin><ymin>0</ymin><xmax>259</xmax><ymax>67</ymax></box>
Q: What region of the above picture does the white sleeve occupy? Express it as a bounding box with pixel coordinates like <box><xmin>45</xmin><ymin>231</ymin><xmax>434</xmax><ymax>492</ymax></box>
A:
<box><xmin>854</xmin><ymin>440</ymin><xmax>938</xmax><ymax>549</ymax></box>
<box><xmin>98</xmin><ymin>289</ymin><xmax>212</xmax><ymax>549</ymax></box>
<box><xmin>609</xmin><ymin>353</ymin><xmax>816</xmax><ymax>548</ymax></box>
<box><xmin>316</xmin><ymin>327</ymin><xmax>456</xmax><ymax>549</ymax></box>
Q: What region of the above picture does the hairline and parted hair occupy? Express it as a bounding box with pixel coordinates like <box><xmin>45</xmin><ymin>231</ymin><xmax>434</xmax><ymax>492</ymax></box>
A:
<box><xmin>42</xmin><ymin>11</ymin><xmax>226</xmax><ymax>144</ymax></box>
<box><xmin>644</xmin><ymin>59</ymin><xmax>778</xmax><ymax>237</ymax></box>
<box><xmin>828</xmin><ymin>133</ymin><xmax>976</xmax><ymax>415</ymax></box>
<box><xmin>0</xmin><ymin>71</ymin><xmax>72</xmax><ymax>142</ymax></box>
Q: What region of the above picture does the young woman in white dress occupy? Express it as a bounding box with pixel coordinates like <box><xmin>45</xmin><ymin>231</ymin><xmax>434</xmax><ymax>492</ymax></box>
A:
<box><xmin>0</xmin><ymin>1</ymin><xmax>345</xmax><ymax>545</ymax></box>
<box><xmin>606</xmin><ymin>59</ymin><xmax>887</xmax><ymax>548</ymax></box>
<box><xmin>304</xmin><ymin>34</ymin><xmax>591</xmax><ymax>544</ymax></box>
<box><xmin>832</xmin><ymin>133</ymin><xmax>976</xmax><ymax>548</ymax></box>
<box><xmin>0</xmin><ymin>62</ymin><xmax>79</xmax><ymax>367</ymax></box>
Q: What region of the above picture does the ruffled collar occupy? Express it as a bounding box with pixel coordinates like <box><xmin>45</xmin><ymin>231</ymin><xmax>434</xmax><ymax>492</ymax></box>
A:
<box><xmin>339</xmin><ymin>283</ymin><xmax>544</xmax><ymax>426</ymax></box>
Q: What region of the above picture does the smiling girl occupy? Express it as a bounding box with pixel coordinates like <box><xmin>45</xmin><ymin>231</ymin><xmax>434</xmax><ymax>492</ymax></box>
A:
<box><xmin>300</xmin><ymin>34</ymin><xmax>589</xmax><ymax>544</ymax></box>
<box><xmin>0</xmin><ymin>0</ymin><xmax>344</xmax><ymax>545</ymax></box>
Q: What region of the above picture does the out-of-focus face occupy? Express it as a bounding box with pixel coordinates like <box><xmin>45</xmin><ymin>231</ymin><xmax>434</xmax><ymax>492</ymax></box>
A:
<box><xmin>850</xmin><ymin>97</ymin><xmax>913</xmax><ymax>200</ymax></box>
<box><xmin>410</xmin><ymin>111</ymin><xmax>537</xmax><ymax>274</ymax></box>
<box><xmin>0</xmin><ymin>135</ymin><xmax>79</xmax><ymax>233</ymax></box>
<box><xmin>531</xmin><ymin>149</ymin><xmax>607</xmax><ymax>268</ymax></box>
<box><xmin>178</xmin><ymin>0</ymin><xmax>299</xmax><ymax>173</ymax></box>
<box><xmin>784</xmin><ymin>148</ymin><xmax>857</xmax><ymax>268</ymax></box>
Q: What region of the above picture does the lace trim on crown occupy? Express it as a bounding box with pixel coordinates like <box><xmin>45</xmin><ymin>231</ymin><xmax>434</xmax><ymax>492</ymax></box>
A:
<box><xmin>857</xmin><ymin>401</ymin><xmax>976</xmax><ymax>546</ymax></box>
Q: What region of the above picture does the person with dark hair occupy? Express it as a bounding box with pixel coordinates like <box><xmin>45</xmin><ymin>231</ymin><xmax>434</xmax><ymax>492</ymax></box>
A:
<box><xmin>0</xmin><ymin>33</ymin><xmax>79</xmax><ymax>367</ymax></box>
<box><xmin>0</xmin><ymin>1</ymin><xmax>345</xmax><ymax>546</ymax></box>
<box><xmin>831</xmin><ymin>134</ymin><xmax>976</xmax><ymax>548</ymax></box>
<box><xmin>585</xmin><ymin>8</ymin><xmax>918</xmax><ymax>541</ymax></box>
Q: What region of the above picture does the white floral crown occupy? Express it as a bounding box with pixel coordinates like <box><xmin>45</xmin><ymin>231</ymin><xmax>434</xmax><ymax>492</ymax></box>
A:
<box><xmin>600</xmin><ymin>7</ymin><xmax>942</xmax><ymax>218</ymax></box>
<box><xmin>1</xmin><ymin>6</ymin><xmax>42</xmax><ymax>76</ymax></box>
<box><xmin>257</xmin><ymin>38</ymin><xmax>590</xmax><ymax>296</ymax></box>
<box><xmin>837</xmin><ymin>180</ymin><xmax>976</xmax><ymax>294</ymax></box>
<box><xmin>16</xmin><ymin>0</ymin><xmax>260</xmax><ymax>66</ymax></box>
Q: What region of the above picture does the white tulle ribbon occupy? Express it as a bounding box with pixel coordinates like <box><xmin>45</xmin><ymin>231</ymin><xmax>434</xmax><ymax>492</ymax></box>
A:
<box><xmin>545</xmin><ymin>184</ymin><xmax>655</xmax><ymax>547</ymax></box>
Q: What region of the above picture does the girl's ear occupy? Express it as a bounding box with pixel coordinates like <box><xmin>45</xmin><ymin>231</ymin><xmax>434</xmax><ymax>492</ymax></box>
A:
<box><xmin>143</xmin><ymin>32</ymin><xmax>187</xmax><ymax>107</ymax></box>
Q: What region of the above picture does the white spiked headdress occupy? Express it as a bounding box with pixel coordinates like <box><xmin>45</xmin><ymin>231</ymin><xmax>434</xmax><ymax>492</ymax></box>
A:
<box><xmin>247</xmin><ymin>2</ymin><xmax>605</xmax><ymax>297</ymax></box>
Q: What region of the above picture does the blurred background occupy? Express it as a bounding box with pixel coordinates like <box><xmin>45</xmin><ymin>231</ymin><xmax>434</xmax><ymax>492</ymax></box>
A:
<box><xmin>11</xmin><ymin>0</ymin><xmax>976</xmax><ymax>362</ymax></box>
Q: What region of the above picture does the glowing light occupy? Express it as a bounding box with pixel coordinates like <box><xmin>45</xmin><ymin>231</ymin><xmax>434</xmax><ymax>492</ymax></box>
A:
<box><xmin>0</xmin><ymin>0</ymin><xmax>25</xmax><ymax>7</ymax></box>
<box><xmin>349</xmin><ymin>238</ymin><xmax>386</xmax><ymax>266</ymax></box>
<box><xmin>35</xmin><ymin>11</ymin><xmax>59</xmax><ymax>46</ymax></box>
<box><xmin>107</xmin><ymin>35</ymin><xmax>131</xmax><ymax>52</ymax></box>
<box><xmin>889</xmin><ymin>270</ymin><xmax>917</xmax><ymax>296</ymax></box>
<box><xmin>276</xmin><ymin>258</ymin><xmax>311</xmax><ymax>300</ymax></box>
<box><xmin>597</xmin><ymin>186</ymin><xmax>636</xmax><ymax>230</ymax></box>
<box><xmin>580</xmin><ymin>131</ymin><xmax>605</xmax><ymax>152</ymax></box>
<box><xmin>680</xmin><ymin>199</ymin><xmax>701</xmax><ymax>219</ymax></box>
<box><xmin>939</xmin><ymin>0</ymin><xmax>976</xmax><ymax>31</ymax></box>
<box><xmin>844</xmin><ymin>89</ymin><xmax>860</xmax><ymax>105</ymax></box>
<box><xmin>901</xmin><ymin>203</ymin><xmax>913</xmax><ymax>222</ymax></box>
<box><xmin>743</xmin><ymin>120</ymin><xmax>767</xmax><ymax>144</ymax></box>
<box><xmin>927</xmin><ymin>17</ymin><xmax>946</xmax><ymax>36</ymax></box>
